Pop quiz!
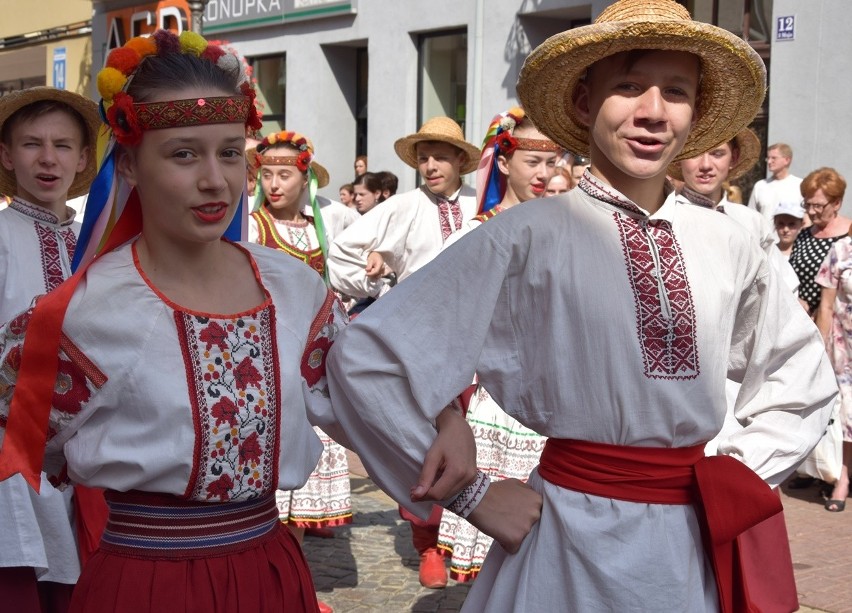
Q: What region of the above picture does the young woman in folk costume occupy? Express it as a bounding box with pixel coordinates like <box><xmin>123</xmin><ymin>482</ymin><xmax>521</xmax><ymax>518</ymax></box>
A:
<box><xmin>0</xmin><ymin>30</ymin><xmax>486</xmax><ymax>613</ymax></box>
<box><xmin>437</xmin><ymin>108</ymin><xmax>558</xmax><ymax>582</ymax></box>
<box><xmin>248</xmin><ymin>132</ymin><xmax>352</xmax><ymax>549</ymax></box>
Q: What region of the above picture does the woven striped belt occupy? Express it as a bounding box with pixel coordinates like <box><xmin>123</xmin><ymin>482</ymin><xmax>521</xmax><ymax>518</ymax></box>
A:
<box><xmin>99</xmin><ymin>491</ymin><xmax>279</xmax><ymax>559</ymax></box>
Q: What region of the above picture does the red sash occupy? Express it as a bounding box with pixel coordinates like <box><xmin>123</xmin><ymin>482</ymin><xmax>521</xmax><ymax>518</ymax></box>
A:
<box><xmin>539</xmin><ymin>438</ymin><xmax>797</xmax><ymax>613</ymax></box>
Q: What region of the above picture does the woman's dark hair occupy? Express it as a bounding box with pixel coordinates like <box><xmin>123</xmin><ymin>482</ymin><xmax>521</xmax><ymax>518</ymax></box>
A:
<box><xmin>126</xmin><ymin>52</ymin><xmax>242</xmax><ymax>102</ymax></box>
<box><xmin>354</xmin><ymin>172</ymin><xmax>385</xmax><ymax>202</ymax></box>
<box><xmin>376</xmin><ymin>171</ymin><xmax>399</xmax><ymax>197</ymax></box>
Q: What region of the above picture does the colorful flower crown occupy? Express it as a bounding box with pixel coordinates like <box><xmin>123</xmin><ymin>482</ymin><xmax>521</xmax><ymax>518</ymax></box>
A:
<box><xmin>256</xmin><ymin>131</ymin><xmax>314</xmax><ymax>173</ymax></box>
<box><xmin>96</xmin><ymin>30</ymin><xmax>263</xmax><ymax>145</ymax></box>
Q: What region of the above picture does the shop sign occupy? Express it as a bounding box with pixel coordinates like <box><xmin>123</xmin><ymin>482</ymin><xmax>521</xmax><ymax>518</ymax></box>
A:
<box><xmin>202</xmin><ymin>0</ymin><xmax>354</xmax><ymax>34</ymax></box>
<box><xmin>105</xmin><ymin>0</ymin><xmax>190</xmax><ymax>55</ymax></box>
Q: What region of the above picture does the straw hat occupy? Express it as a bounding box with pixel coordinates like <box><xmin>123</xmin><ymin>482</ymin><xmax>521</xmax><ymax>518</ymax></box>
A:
<box><xmin>0</xmin><ymin>87</ymin><xmax>100</xmax><ymax>199</ymax></box>
<box><xmin>517</xmin><ymin>0</ymin><xmax>766</xmax><ymax>163</ymax></box>
<box><xmin>394</xmin><ymin>117</ymin><xmax>480</xmax><ymax>175</ymax></box>
<box><xmin>668</xmin><ymin>127</ymin><xmax>761</xmax><ymax>182</ymax></box>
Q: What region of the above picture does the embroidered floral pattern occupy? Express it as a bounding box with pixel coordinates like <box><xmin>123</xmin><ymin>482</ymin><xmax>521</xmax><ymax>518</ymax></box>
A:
<box><xmin>34</xmin><ymin>224</ymin><xmax>77</xmax><ymax>293</ymax></box>
<box><xmin>177</xmin><ymin>307</ymin><xmax>280</xmax><ymax>503</ymax></box>
<box><xmin>301</xmin><ymin>291</ymin><xmax>349</xmax><ymax>396</ymax></box>
<box><xmin>614</xmin><ymin>214</ymin><xmax>699</xmax><ymax>379</ymax></box>
<box><xmin>438</xmin><ymin>197</ymin><xmax>463</xmax><ymax>242</ymax></box>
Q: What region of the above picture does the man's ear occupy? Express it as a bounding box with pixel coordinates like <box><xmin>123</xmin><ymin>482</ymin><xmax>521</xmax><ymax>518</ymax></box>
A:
<box><xmin>76</xmin><ymin>146</ymin><xmax>90</xmax><ymax>174</ymax></box>
<box><xmin>573</xmin><ymin>81</ymin><xmax>592</xmax><ymax>128</ymax></box>
<box><xmin>116</xmin><ymin>147</ymin><xmax>138</xmax><ymax>187</ymax></box>
<box><xmin>0</xmin><ymin>143</ymin><xmax>15</xmax><ymax>172</ymax></box>
<box><xmin>729</xmin><ymin>147</ymin><xmax>740</xmax><ymax>169</ymax></box>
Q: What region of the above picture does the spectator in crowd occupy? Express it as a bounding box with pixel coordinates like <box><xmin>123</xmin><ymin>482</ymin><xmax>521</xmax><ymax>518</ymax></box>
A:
<box><xmin>569</xmin><ymin>155</ymin><xmax>590</xmax><ymax>188</ymax></box>
<box><xmin>376</xmin><ymin>170</ymin><xmax>398</xmax><ymax>200</ymax></box>
<box><xmin>790</xmin><ymin>167</ymin><xmax>852</xmax><ymax>316</ymax></box>
<box><xmin>338</xmin><ymin>183</ymin><xmax>355</xmax><ymax>208</ymax></box>
<box><xmin>545</xmin><ymin>172</ymin><xmax>571</xmax><ymax>196</ymax></box>
<box><xmin>774</xmin><ymin>199</ymin><xmax>806</xmax><ymax>258</ymax></box>
<box><xmin>723</xmin><ymin>181</ymin><xmax>743</xmax><ymax>204</ymax></box>
<box><xmin>748</xmin><ymin>143</ymin><xmax>803</xmax><ymax>224</ymax></box>
<box><xmin>352</xmin><ymin>172</ymin><xmax>385</xmax><ymax>215</ymax></box>
<box><xmin>816</xmin><ymin>224</ymin><xmax>852</xmax><ymax>512</ymax></box>
<box><xmin>353</xmin><ymin>154</ymin><xmax>367</xmax><ymax>179</ymax></box>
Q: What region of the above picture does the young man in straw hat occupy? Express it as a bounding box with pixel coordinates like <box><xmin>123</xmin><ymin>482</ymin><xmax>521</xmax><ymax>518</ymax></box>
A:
<box><xmin>673</xmin><ymin>128</ymin><xmax>800</xmax><ymax>294</ymax></box>
<box><xmin>328</xmin><ymin>116</ymin><xmax>479</xmax><ymax>588</ymax></box>
<box><xmin>325</xmin><ymin>1</ymin><xmax>836</xmax><ymax>611</ymax></box>
<box><xmin>327</xmin><ymin>116</ymin><xmax>479</xmax><ymax>300</ymax></box>
<box><xmin>0</xmin><ymin>86</ymin><xmax>101</xmax><ymax>611</ymax></box>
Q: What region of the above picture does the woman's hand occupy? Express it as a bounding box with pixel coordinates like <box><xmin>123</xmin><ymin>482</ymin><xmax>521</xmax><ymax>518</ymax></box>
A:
<box><xmin>466</xmin><ymin>479</ymin><xmax>542</xmax><ymax>553</ymax></box>
<box><xmin>365</xmin><ymin>252</ymin><xmax>385</xmax><ymax>278</ymax></box>
<box><xmin>410</xmin><ymin>406</ymin><xmax>476</xmax><ymax>503</ymax></box>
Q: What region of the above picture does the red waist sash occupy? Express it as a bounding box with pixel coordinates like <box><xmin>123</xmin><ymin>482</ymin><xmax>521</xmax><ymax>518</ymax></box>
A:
<box><xmin>538</xmin><ymin>438</ymin><xmax>796</xmax><ymax>613</ymax></box>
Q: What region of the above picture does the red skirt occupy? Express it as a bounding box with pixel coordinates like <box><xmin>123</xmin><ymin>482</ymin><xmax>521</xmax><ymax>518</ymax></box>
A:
<box><xmin>70</xmin><ymin>491</ymin><xmax>320</xmax><ymax>613</ymax></box>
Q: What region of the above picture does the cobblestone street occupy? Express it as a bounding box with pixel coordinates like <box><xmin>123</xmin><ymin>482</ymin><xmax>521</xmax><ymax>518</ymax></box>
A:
<box><xmin>302</xmin><ymin>453</ymin><xmax>851</xmax><ymax>613</ymax></box>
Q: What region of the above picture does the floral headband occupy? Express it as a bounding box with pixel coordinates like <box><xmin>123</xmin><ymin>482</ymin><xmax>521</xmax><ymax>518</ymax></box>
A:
<box><xmin>255</xmin><ymin>131</ymin><xmax>314</xmax><ymax>172</ymax></box>
<box><xmin>492</xmin><ymin>110</ymin><xmax>560</xmax><ymax>156</ymax></box>
<box><xmin>96</xmin><ymin>30</ymin><xmax>263</xmax><ymax>146</ymax></box>
<box><xmin>477</xmin><ymin>107</ymin><xmax>557</xmax><ymax>213</ymax></box>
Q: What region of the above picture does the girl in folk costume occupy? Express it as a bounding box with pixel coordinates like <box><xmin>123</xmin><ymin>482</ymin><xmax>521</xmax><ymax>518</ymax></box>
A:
<box><xmin>437</xmin><ymin>108</ymin><xmax>558</xmax><ymax>582</ymax></box>
<box><xmin>249</xmin><ymin>132</ymin><xmax>352</xmax><ymax>546</ymax></box>
<box><xmin>0</xmin><ymin>30</ymin><xmax>484</xmax><ymax>613</ymax></box>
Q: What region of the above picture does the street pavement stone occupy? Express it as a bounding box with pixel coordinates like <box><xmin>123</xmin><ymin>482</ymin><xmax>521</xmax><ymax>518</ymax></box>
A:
<box><xmin>303</xmin><ymin>453</ymin><xmax>851</xmax><ymax>612</ymax></box>
<box><xmin>304</xmin><ymin>475</ymin><xmax>471</xmax><ymax>612</ymax></box>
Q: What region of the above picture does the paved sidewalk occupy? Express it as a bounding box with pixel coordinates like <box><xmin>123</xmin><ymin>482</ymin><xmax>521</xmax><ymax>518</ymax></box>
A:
<box><xmin>303</xmin><ymin>453</ymin><xmax>850</xmax><ymax>612</ymax></box>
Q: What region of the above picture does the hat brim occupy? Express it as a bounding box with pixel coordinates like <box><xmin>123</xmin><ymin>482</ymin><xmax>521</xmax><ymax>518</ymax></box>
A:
<box><xmin>394</xmin><ymin>133</ymin><xmax>481</xmax><ymax>175</ymax></box>
<box><xmin>668</xmin><ymin>127</ymin><xmax>762</xmax><ymax>182</ymax></box>
<box><xmin>311</xmin><ymin>161</ymin><xmax>329</xmax><ymax>189</ymax></box>
<box><xmin>517</xmin><ymin>20</ymin><xmax>766</xmax><ymax>164</ymax></box>
<box><xmin>0</xmin><ymin>87</ymin><xmax>101</xmax><ymax>199</ymax></box>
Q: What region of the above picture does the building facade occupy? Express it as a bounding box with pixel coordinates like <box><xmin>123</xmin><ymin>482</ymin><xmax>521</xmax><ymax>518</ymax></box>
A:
<box><xmin>0</xmin><ymin>0</ymin><xmax>93</xmax><ymax>96</ymax></box>
<box><xmin>86</xmin><ymin>0</ymin><xmax>850</xmax><ymax>204</ymax></box>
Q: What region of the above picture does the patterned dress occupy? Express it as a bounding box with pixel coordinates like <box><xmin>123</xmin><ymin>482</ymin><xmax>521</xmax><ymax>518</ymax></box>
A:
<box><xmin>816</xmin><ymin>236</ymin><xmax>852</xmax><ymax>442</ymax></box>
<box><xmin>249</xmin><ymin>204</ymin><xmax>352</xmax><ymax>529</ymax></box>
<box><xmin>437</xmin><ymin>204</ymin><xmax>547</xmax><ymax>582</ymax></box>
<box><xmin>790</xmin><ymin>226</ymin><xmax>846</xmax><ymax>313</ymax></box>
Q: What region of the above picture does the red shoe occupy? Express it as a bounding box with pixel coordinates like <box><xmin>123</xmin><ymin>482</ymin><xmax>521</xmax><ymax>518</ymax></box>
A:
<box><xmin>418</xmin><ymin>547</ymin><xmax>448</xmax><ymax>589</ymax></box>
<box><xmin>318</xmin><ymin>599</ymin><xmax>334</xmax><ymax>613</ymax></box>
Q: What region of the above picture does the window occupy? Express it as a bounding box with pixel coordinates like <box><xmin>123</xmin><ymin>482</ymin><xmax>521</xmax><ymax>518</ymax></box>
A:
<box><xmin>355</xmin><ymin>47</ymin><xmax>368</xmax><ymax>157</ymax></box>
<box><xmin>250</xmin><ymin>54</ymin><xmax>285</xmax><ymax>134</ymax></box>
<box><xmin>417</xmin><ymin>30</ymin><xmax>467</xmax><ymax>130</ymax></box>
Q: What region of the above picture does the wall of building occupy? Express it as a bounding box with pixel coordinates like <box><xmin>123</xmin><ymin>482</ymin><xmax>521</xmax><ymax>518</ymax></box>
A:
<box><xmin>184</xmin><ymin>0</ymin><xmax>595</xmax><ymax>194</ymax></box>
<box><xmin>770</xmin><ymin>0</ymin><xmax>852</xmax><ymax>214</ymax></box>
<box><xmin>0</xmin><ymin>0</ymin><xmax>93</xmax><ymax>94</ymax></box>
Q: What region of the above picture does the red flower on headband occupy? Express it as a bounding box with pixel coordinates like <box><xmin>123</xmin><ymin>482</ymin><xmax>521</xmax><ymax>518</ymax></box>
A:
<box><xmin>296</xmin><ymin>150</ymin><xmax>312</xmax><ymax>173</ymax></box>
<box><xmin>106</xmin><ymin>47</ymin><xmax>141</xmax><ymax>75</ymax></box>
<box><xmin>240</xmin><ymin>82</ymin><xmax>263</xmax><ymax>131</ymax></box>
<box><xmin>106</xmin><ymin>92</ymin><xmax>143</xmax><ymax>146</ymax></box>
<box><xmin>496</xmin><ymin>133</ymin><xmax>519</xmax><ymax>156</ymax></box>
<box><xmin>202</xmin><ymin>44</ymin><xmax>226</xmax><ymax>64</ymax></box>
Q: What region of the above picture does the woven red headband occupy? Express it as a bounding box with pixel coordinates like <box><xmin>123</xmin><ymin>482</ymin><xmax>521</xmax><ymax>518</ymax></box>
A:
<box><xmin>108</xmin><ymin>95</ymin><xmax>251</xmax><ymax>145</ymax></box>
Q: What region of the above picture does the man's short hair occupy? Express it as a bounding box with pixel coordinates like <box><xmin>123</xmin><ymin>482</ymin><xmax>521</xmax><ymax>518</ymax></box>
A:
<box><xmin>768</xmin><ymin>143</ymin><xmax>792</xmax><ymax>160</ymax></box>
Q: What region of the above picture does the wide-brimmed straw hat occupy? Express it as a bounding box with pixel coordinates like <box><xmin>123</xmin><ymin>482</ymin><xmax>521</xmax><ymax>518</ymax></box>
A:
<box><xmin>394</xmin><ymin>117</ymin><xmax>480</xmax><ymax>175</ymax></box>
<box><xmin>517</xmin><ymin>0</ymin><xmax>766</xmax><ymax>163</ymax></box>
<box><xmin>0</xmin><ymin>87</ymin><xmax>100</xmax><ymax>199</ymax></box>
<box><xmin>668</xmin><ymin>127</ymin><xmax>761</xmax><ymax>182</ymax></box>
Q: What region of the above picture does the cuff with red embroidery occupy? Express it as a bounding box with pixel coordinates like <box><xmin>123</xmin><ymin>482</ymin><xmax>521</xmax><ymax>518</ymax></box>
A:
<box><xmin>445</xmin><ymin>469</ymin><xmax>490</xmax><ymax>518</ymax></box>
